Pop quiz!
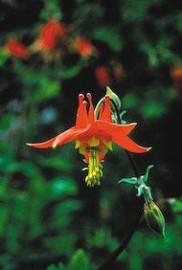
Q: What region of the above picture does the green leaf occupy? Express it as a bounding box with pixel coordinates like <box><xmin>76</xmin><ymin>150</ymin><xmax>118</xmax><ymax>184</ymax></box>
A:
<box><xmin>47</xmin><ymin>264</ymin><xmax>66</xmax><ymax>270</ymax></box>
<box><xmin>37</xmin><ymin>155</ymin><xmax>73</xmax><ymax>172</ymax></box>
<box><xmin>36</xmin><ymin>78</ymin><xmax>61</xmax><ymax>102</ymax></box>
<box><xmin>122</xmin><ymin>0</ymin><xmax>160</xmax><ymax>22</ymax></box>
<box><xmin>0</xmin><ymin>205</ymin><xmax>8</xmax><ymax>237</ymax></box>
<box><xmin>60</xmin><ymin>64</ymin><xmax>83</xmax><ymax>79</ymax></box>
<box><xmin>122</xmin><ymin>93</ymin><xmax>138</xmax><ymax>109</ymax></box>
<box><xmin>140</xmin><ymin>100</ymin><xmax>165</xmax><ymax>119</ymax></box>
<box><xmin>168</xmin><ymin>198</ymin><xmax>182</xmax><ymax>214</ymax></box>
<box><xmin>0</xmin><ymin>48</ymin><xmax>9</xmax><ymax>67</ymax></box>
<box><xmin>0</xmin><ymin>113</ymin><xmax>16</xmax><ymax>131</ymax></box>
<box><xmin>49</xmin><ymin>178</ymin><xmax>78</xmax><ymax>199</ymax></box>
<box><xmin>57</xmin><ymin>263</ymin><xmax>67</xmax><ymax>270</ymax></box>
<box><xmin>68</xmin><ymin>249</ymin><xmax>90</xmax><ymax>270</ymax></box>
<box><xmin>40</xmin><ymin>0</ymin><xmax>63</xmax><ymax>20</ymax></box>
<box><xmin>93</xmin><ymin>26</ymin><xmax>122</xmax><ymax>52</ymax></box>
<box><xmin>47</xmin><ymin>265</ymin><xmax>59</xmax><ymax>270</ymax></box>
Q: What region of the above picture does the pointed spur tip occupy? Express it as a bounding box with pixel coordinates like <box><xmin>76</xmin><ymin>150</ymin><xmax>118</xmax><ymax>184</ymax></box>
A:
<box><xmin>26</xmin><ymin>143</ymin><xmax>40</xmax><ymax>148</ymax></box>
<box><xmin>26</xmin><ymin>143</ymin><xmax>32</xmax><ymax>146</ymax></box>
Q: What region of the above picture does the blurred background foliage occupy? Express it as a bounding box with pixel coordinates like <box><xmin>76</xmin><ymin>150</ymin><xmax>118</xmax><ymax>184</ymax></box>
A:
<box><xmin>0</xmin><ymin>0</ymin><xmax>182</xmax><ymax>269</ymax></box>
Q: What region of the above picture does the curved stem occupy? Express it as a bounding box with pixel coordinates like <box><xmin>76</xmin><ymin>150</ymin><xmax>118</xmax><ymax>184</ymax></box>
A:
<box><xmin>98</xmin><ymin>204</ymin><xmax>143</xmax><ymax>270</ymax></box>
<box><xmin>110</xmin><ymin>99</ymin><xmax>141</xmax><ymax>178</ymax></box>
<box><xmin>98</xmin><ymin>98</ymin><xmax>143</xmax><ymax>269</ymax></box>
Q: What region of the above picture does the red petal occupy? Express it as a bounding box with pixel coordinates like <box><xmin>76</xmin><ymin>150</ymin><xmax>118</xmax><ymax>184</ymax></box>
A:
<box><xmin>27</xmin><ymin>125</ymin><xmax>91</xmax><ymax>149</ymax></box>
<box><xmin>112</xmin><ymin>134</ymin><xmax>151</xmax><ymax>153</ymax></box>
<box><xmin>26</xmin><ymin>136</ymin><xmax>57</xmax><ymax>149</ymax></box>
<box><xmin>6</xmin><ymin>39</ymin><xmax>28</xmax><ymax>58</ymax></box>
<box><xmin>87</xmin><ymin>93</ymin><xmax>94</xmax><ymax>123</ymax></box>
<box><xmin>53</xmin><ymin>127</ymin><xmax>86</xmax><ymax>147</ymax></box>
<box><xmin>98</xmin><ymin>153</ymin><xmax>106</xmax><ymax>161</ymax></box>
<box><xmin>95</xmin><ymin>66</ymin><xmax>110</xmax><ymax>88</ymax></box>
<box><xmin>99</xmin><ymin>96</ymin><xmax>112</xmax><ymax>122</ymax></box>
<box><xmin>96</xmin><ymin>121</ymin><xmax>137</xmax><ymax>136</ymax></box>
<box><xmin>76</xmin><ymin>95</ymin><xmax>88</xmax><ymax>128</ymax></box>
<box><xmin>27</xmin><ymin>126</ymin><xmax>77</xmax><ymax>149</ymax></box>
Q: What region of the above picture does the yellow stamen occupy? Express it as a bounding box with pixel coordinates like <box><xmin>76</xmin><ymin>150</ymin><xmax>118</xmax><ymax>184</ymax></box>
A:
<box><xmin>84</xmin><ymin>148</ymin><xmax>103</xmax><ymax>187</ymax></box>
<box><xmin>76</xmin><ymin>137</ymin><xmax>112</xmax><ymax>186</ymax></box>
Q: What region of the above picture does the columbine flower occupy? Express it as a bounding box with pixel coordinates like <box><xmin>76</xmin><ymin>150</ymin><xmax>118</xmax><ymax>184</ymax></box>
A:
<box><xmin>72</xmin><ymin>37</ymin><xmax>97</xmax><ymax>58</ymax></box>
<box><xmin>170</xmin><ymin>64</ymin><xmax>182</xmax><ymax>92</ymax></box>
<box><xmin>27</xmin><ymin>94</ymin><xmax>151</xmax><ymax>187</ymax></box>
<box><xmin>113</xmin><ymin>65</ymin><xmax>123</xmax><ymax>83</ymax></box>
<box><xmin>30</xmin><ymin>19</ymin><xmax>67</xmax><ymax>61</ymax></box>
<box><xmin>5</xmin><ymin>39</ymin><xmax>28</xmax><ymax>58</ymax></box>
<box><xmin>39</xmin><ymin>19</ymin><xmax>67</xmax><ymax>50</ymax></box>
<box><xmin>95</xmin><ymin>66</ymin><xmax>111</xmax><ymax>88</ymax></box>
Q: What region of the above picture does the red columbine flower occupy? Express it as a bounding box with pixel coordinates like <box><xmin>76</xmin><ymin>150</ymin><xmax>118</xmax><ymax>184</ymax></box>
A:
<box><xmin>40</xmin><ymin>19</ymin><xmax>67</xmax><ymax>50</ymax></box>
<box><xmin>95</xmin><ymin>66</ymin><xmax>111</xmax><ymax>88</ymax></box>
<box><xmin>73</xmin><ymin>37</ymin><xmax>97</xmax><ymax>58</ymax></box>
<box><xmin>170</xmin><ymin>64</ymin><xmax>182</xmax><ymax>92</ymax></box>
<box><xmin>30</xmin><ymin>19</ymin><xmax>67</xmax><ymax>61</ymax></box>
<box><xmin>113</xmin><ymin>65</ymin><xmax>123</xmax><ymax>83</ymax></box>
<box><xmin>5</xmin><ymin>39</ymin><xmax>28</xmax><ymax>58</ymax></box>
<box><xmin>27</xmin><ymin>94</ymin><xmax>151</xmax><ymax>187</ymax></box>
<box><xmin>95</xmin><ymin>65</ymin><xmax>123</xmax><ymax>88</ymax></box>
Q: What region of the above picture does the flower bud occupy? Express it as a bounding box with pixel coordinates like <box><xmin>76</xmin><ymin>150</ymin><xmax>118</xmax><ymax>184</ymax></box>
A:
<box><xmin>144</xmin><ymin>201</ymin><xmax>165</xmax><ymax>237</ymax></box>
<box><xmin>106</xmin><ymin>86</ymin><xmax>121</xmax><ymax>111</ymax></box>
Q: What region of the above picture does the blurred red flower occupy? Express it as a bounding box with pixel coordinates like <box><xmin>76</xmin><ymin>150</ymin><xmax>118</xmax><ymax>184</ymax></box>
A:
<box><xmin>29</xmin><ymin>19</ymin><xmax>67</xmax><ymax>61</ymax></box>
<box><xmin>40</xmin><ymin>19</ymin><xmax>67</xmax><ymax>50</ymax></box>
<box><xmin>170</xmin><ymin>64</ymin><xmax>182</xmax><ymax>92</ymax></box>
<box><xmin>95</xmin><ymin>66</ymin><xmax>111</xmax><ymax>88</ymax></box>
<box><xmin>5</xmin><ymin>39</ymin><xmax>28</xmax><ymax>58</ymax></box>
<box><xmin>95</xmin><ymin>65</ymin><xmax>123</xmax><ymax>88</ymax></box>
<box><xmin>113</xmin><ymin>65</ymin><xmax>123</xmax><ymax>82</ymax></box>
<box><xmin>73</xmin><ymin>37</ymin><xmax>96</xmax><ymax>58</ymax></box>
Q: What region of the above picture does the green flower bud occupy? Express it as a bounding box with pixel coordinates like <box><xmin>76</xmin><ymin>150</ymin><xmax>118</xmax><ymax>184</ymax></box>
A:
<box><xmin>144</xmin><ymin>201</ymin><xmax>165</xmax><ymax>237</ymax></box>
<box><xmin>106</xmin><ymin>86</ymin><xmax>121</xmax><ymax>111</ymax></box>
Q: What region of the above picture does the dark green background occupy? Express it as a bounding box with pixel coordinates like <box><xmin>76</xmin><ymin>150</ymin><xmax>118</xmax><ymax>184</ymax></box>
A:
<box><xmin>0</xmin><ymin>0</ymin><xmax>182</xmax><ymax>269</ymax></box>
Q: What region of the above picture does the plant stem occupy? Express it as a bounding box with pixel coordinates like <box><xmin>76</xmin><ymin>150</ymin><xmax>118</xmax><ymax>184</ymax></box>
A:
<box><xmin>110</xmin><ymin>99</ymin><xmax>141</xmax><ymax>178</ymax></box>
<box><xmin>98</xmin><ymin>99</ymin><xmax>144</xmax><ymax>269</ymax></box>
<box><xmin>98</xmin><ymin>205</ymin><xmax>143</xmax><ymax>270</ymax></box>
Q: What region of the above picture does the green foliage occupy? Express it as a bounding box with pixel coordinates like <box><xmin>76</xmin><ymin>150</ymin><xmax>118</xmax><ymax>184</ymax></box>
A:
<box><xmin>168</xmin><ymin>198</ymin><xmax>182</xmax><ymax>214</ymax></box>
<box><xmin>67</xmin><ymin>249</ymin><xmax>90</xmax><ymax>270</ymax></box>
<box><xmin>0</xmin><ymin>0</ymin><xmax>181</xmax><ymax>269</ymax></box>
<box><xmin>47</xmin><ymin>249</ymin><xmax>91</xmax><ymax>270</ymax></box>
<box><xmin>93</xmin><ymin>26</ymin><xmax>122</xmax><ymax>52</ymax></box>
<box><xmin>48</xmin><ymin>263</ymin><xmax>66</xmax><ymax>270</ymax></box>
<box><xmin>0</xmin><ymin>49</ymin><xmax>9</xmax><ymax>67</ymax></box>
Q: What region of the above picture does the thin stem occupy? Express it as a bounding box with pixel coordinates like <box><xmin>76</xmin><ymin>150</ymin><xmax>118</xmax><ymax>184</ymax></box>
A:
<box><xmin>98</xmin><ymin>205</ymin><xmax>143</xmax><ymax>270</ymax></box>
<box><xmin>98</xmin><ymin>98</ymin><xmax>144</xmax><ymax>269</ymax></box>
<box><xmin>110</xmin><ymin>99</ymin><xmax>141</xmax><ymax>178</ymax></box>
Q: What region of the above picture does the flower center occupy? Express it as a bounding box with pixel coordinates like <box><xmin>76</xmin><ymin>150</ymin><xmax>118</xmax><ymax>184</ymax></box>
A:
<box><xmin>84</xmin><ymin>148</ymin><xmax>103</xmax><ymax>187</ymax></box>
<box><xmin>75</xmin><ymin>137</ymin><xmax>112</xmax><ymax>187</ymax></box>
